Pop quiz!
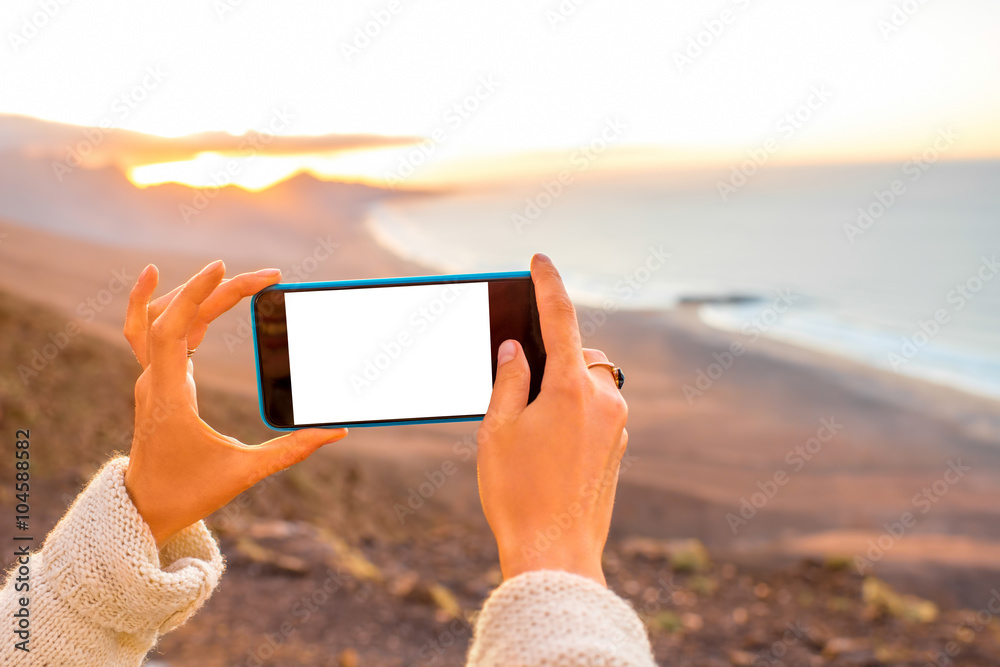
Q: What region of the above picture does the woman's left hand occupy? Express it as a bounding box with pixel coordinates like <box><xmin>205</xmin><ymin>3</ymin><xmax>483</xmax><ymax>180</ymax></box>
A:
<box><xmin>122</xmin><ymin>260</ymin><xmax>348</xmax><ymax>546</ymax></box>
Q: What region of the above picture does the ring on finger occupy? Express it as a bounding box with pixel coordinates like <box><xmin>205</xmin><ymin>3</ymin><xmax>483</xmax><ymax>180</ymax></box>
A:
<box><xmin>586</xmin><ymin>361</ymin><xmax>625</xmax><ymax>389</ymax></box>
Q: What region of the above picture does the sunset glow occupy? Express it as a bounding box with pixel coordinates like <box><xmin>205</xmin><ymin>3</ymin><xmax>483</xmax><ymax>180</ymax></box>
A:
<box><xmin>2</xmin><ymin>0</ymin><xmax>998</xmax><ymax>185</ymax></box>
<box><xmin>127</xmin><ymin>147</ymin><xmax>431</xmax><ymax>190</ymax></box>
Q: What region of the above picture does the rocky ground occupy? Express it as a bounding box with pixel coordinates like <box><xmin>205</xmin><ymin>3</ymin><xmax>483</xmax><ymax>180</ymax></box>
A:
<box><xmin>3</xmin><ymin>290</ymin><xmax>1000</xmax><ymax>666</ymax></box>
<box><xmin>147</xmin><ymin>514</ymin><xmax>1000</xmax><ymax>666</ymax></box>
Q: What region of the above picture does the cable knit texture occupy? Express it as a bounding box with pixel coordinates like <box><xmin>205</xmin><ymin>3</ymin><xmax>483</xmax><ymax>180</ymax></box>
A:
<box><xmin>1</xmin><ymin>457</ymin><xmax>655</xmax><ymax>665</ymax></box>
<box><xmin>0</xmin><ymin>457</ymin><xmax>224</xmax><ymax>666</ymax></box>
<box><xmin>467</xmin><ymin>570</ymin><xmax>656</xmax><ymax>666</ymax></box>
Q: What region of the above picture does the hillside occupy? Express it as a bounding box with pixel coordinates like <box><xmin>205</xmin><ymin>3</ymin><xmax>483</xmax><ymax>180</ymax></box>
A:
<box><xmin>3</xmin><ymin>290</ymin><xmax>1000</xmax><ymax>665</ymax></box>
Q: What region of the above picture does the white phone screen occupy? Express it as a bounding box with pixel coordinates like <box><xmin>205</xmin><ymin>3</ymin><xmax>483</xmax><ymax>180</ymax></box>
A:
<box><xmin>284</xmin><ymin>282</ymin><xmax>494</xmax><ymax>425</ymax></box>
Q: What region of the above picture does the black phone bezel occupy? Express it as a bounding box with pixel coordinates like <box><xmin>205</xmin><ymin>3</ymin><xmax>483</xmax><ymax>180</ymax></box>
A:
<box><xmin>252</xmin><ymin>274</ymin><xmax>545</xmax><ymax>429</ymax></box>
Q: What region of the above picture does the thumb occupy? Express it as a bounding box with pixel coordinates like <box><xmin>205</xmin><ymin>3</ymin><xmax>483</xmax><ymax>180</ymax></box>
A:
<box><xmin>484</xmin><ymin>339</ymin><xmax>530</xmax><ymax>430</ymax></box>
<box><xmin>249</xmin><ymin>428</ymin><xmax>349</xmax><ymax>481</ymax></box>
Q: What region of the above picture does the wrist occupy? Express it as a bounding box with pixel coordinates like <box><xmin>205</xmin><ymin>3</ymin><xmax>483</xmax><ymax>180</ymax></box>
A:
<box><xmin>499</xmin><ymin>541</ymin><xmax>607</xmax><ymax>587</ymax></box>
<box><xmin>123</xmin><ymin>466</ymin><xmax>173</xmax><ymax>547</ymax></box>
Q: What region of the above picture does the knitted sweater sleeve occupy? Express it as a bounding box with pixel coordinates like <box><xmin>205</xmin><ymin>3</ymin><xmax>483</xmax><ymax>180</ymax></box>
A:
<box><xmin>0</xmin><ymin>457</ymin><xmax>224</xmax><ymax>666</ymax></box>
<box><xmin>467</xmin><ymin>570</ymin><xmax>656</xmax><ymax>666</ymax></box>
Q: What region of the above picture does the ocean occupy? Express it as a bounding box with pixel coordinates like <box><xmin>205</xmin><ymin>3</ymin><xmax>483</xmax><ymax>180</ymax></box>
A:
<box><xmin>367</xmin><ymin>160</ymin><xmax>1000</xmax><ymax>400</ymax></box>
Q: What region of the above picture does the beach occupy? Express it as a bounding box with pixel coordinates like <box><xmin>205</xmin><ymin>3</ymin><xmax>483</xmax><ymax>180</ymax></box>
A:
<box><xmin>3</xmin><ymin>201</ymin><xmax>999</xmax><ymax>614</ymax></box>
<box><xmin>6</xmin><ymin>196</ymin><xmax>1000</xmax><ymax>663</ymax></box>
<box><xmin>3</xmin><ymin>136</ymin><xmax>1000</xmax><ymax>665</ymax></box>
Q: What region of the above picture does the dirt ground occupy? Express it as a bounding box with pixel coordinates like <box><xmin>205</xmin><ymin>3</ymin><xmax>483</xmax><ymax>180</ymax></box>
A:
<box><xmin>3</xmin><ymin>288</ymin><xmax>1000</xmax><ymax>666</ymax></box>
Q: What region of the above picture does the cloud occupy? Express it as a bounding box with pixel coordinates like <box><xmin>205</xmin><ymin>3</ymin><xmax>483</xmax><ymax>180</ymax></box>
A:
<box><xmin>0</xmin><ymin>114</ymin><xmax>420</xmax><ymax>170</ymax></box>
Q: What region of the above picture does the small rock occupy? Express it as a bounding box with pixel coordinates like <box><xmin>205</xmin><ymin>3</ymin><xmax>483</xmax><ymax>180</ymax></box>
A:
<box><xmin>669</xmin><ymin>538</ymin><xmax>711</xmax><ymax>573</ymax></box>
<box><xmin>648</xmin><ymin>610</ymin><xmax>683</xmax><ymax>634</ymax></box>
<box><xmin>728</xmin><ymin>649</ymin><xmax>754</xmax><ymax>666</ymax></box>
<box><xmin>247</xmin><ymin>519</ymin><xmax>300</xmax><ymax>539</ymax></box>
<box><xmin>862</xmin><ymin>577</ymin><xmax>939</xmax><ymax>623</ymax></box>
<box><xmin>233</xmin><ymin>537</ymin><xmax>310</xmax><ymax>574</ymax></box>
<box><xmin>429</xmin><ymin>583</ymin><xmax>462</xmax><ymax>619</ymax></box>
<box><xmin>681</xmin><ymin>612</ymin><xmax>703</xmax><ymax>631</ymax></box>
<box><xmin>689</xmin><ymin>575</ymin><xmax>719</xmax><ymax>596</ymax></box>
<box><xmin>823</xmin><ymin>554</ymin><xmax>852</xmax><ymax>571</ymax></box>
<box><xmin>742</xmin><ymin>628</ymin><xmax>769</xmax><ymax>648</ymax></box>
<box><xmin>823</xmin><ymin>637</ymin><xmax>869</xmax><ymax>658</ymax></box>
<box><xmin>315</xmin><ymin>529</ymin><xmax>383</xmax><ymax>582</ymax></box>
<box><xmin>874</xmin><ymin>643</ymin><xmax>911</xmax><ymax>663</ymax></box>
<box><xmin>338</xmin><ymin>647</ymin><xmax>359</xmax><ymax>667</ymax></box>
<box><xmin>621</xmin><ymin>536</ymin><xmax>672</xmax><ymax>560</ymax></box>
<box><xmin>826</xmin><ymin>596</ymin><xmax>853</xmax><ymax>613</ymax></box>
<box><xmin>671</xmin><ymin>590</ymin><xmax>698</xmax><ymax>607</ymax></box>
<box><xmin>619</xmin><ymin>537</ymin><xmax>711</xmax><ymax>572</ymax></box>
<box><xmin>388</xmin><ymin>570</ymin><xmax>419</xmax><ymax>597</ymax></box>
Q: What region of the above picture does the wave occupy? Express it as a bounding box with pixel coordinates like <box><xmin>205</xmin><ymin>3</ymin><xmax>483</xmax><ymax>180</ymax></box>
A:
<box><xmin>699</xmin><ymin>301</ymin><xmax>1000</xmax><ymax>401</ymax></box>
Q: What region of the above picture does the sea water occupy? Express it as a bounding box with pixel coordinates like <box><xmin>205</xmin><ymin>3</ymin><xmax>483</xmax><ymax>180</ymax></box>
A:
<box><xmin>367</xmin><ymin>160</ymin><xmax>1000</xmax><ymax>400</ymax></box>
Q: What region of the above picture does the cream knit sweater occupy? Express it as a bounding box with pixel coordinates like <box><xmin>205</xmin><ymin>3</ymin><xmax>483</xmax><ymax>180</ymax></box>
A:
<box><xmin>1</xmin><ymin>458</ymin><xmax>655</xmax><ymax>666</ymax></box>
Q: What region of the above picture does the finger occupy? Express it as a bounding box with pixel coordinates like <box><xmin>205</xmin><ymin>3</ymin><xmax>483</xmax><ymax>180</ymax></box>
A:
<box><xmin>582</xmin><ymin>348</ymin><xmax>610</xmax><ymax>365</ymax></box>
<box><xmin>147</xmin><ymin>268</ymin><xmax>275</xmax><ymax>329</ymax></box>
<box><xmin>147</xmin><ymin>283</ymin><xmax>184</xmax><ymax>323</ymax></box>
<box><xmin>482</xmin><ymin>340</ymin><xmax>530</xmax><ymax>438</ymax></box>
<box><xmin>530</xmin><ymin>254</ymin><xmax>584</xmax><ymax>375</ymax></box>
<box><xmin>249</xmin><ymin>427</ymin><xmax>349</xmax><ymax>481</ymax></box>
<box><xmin>582</xmin><ymin>348</ymin><xmax>621</xmax><ymax>391</ymax></box>
<box><xmin>186</xmin><ymin>269</ymin><xmax>282</xmax><ymax>350</ymax></box>
<box><xmin>149</xmin><ymin>260</ymin><xmax>226</xmax><ymax>386</ymax></box>
<box><xmin>124</xmin><ymin>264</ymin><xmax>158</xmax><ymax>367</ymax></box>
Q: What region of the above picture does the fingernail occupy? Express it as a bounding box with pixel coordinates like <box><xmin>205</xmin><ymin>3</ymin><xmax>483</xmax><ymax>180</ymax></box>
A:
<box><xmin>533</xmin><ymin>253</ymin><xmax>550</xmax><ymax>265</ymax></box>
<box><xmin>325</xmin><ymin>428</ymin><xmax>348</xmax><ymax>443</ymax></box>
<box><xmin>255</xmin><ymin>268</ymin><xmax>280</xmax><ymax>277</ymax></box>
<box><xmin>202</xmin><ymin>259</ymin><xmax>224</xmax><ymax>274</ymax></box>
<box><xmin>139</xmin><ymin>264</ymin><xmax>152</xmax><ymax>281</ymax></box>
<box><xmin>498</xmin><ymin>339</ymin><xmax>517</xmax><ymax>365</ymax></box>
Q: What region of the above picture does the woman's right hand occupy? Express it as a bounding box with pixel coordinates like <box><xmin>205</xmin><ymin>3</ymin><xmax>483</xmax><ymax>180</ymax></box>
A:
<box><xmin>477</xmin><ymin>254</ymin><xmax>629</xmax><ymax>586</ymax></box>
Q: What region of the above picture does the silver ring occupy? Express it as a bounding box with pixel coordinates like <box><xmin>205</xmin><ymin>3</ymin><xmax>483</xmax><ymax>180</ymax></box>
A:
<box><xmin>587</xmin><ymin>361</ymin><xmax>624</xmax><ymax>389</ymax></box>
<box><xmin>186</xmin><ymin>348</ymin><xmax>197</xmax><ymax>358</ymax></box>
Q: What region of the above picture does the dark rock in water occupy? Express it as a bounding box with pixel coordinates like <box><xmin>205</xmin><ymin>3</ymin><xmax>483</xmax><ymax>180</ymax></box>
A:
<box><xmin>678</xmin><ymin>294</ymin><xmax>762</xmax><ymax>306</ymax></box>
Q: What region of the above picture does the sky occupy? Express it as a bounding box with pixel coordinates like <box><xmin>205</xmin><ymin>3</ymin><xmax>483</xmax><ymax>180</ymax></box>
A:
<box><xmin>2</xmin><ymin>0</ymin><xmax>999</xmax><ymax>188</ymax></box>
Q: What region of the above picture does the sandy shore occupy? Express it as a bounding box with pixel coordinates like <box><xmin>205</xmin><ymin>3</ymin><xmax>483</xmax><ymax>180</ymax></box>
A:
<box><xmin>575</xmin><ymin>306</ymin><xmax>1000</xmax><ymax>604</ymax></box>
<box><xmin>3</xmin><ymin>212</ymin><xmax>1000</xmax><ymax>606</ymax></box>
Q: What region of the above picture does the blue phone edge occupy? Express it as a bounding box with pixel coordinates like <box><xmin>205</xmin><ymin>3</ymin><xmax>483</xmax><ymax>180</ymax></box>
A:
<box><xmin>250</xmin><ymin>270</ymin><xmax>532</xmax><ymax>431</ymax></box>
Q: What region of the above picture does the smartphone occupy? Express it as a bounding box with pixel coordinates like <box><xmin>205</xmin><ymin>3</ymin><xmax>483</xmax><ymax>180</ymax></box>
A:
<box><xmin>251</xmin><ymin>271</ymin><xmax>546</xmax><ymax>429</ymax></box>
